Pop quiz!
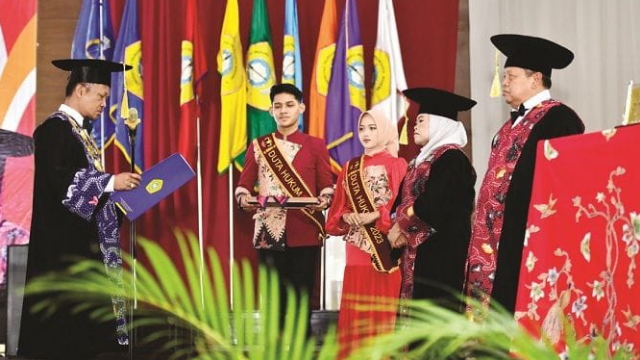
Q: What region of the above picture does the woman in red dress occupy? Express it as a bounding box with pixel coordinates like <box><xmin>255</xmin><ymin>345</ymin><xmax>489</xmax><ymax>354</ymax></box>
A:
<box><xmin>326</xmin><ymin>108</ymin><xmax>408</xmax><ymax>358</ymax></box>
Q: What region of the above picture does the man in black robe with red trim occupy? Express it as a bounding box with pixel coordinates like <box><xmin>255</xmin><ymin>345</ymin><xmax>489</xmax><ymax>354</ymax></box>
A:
<box><xmin>465</xmin><ymin>35</ymin><xmax>585</xmax><ymax>317</ymax></box>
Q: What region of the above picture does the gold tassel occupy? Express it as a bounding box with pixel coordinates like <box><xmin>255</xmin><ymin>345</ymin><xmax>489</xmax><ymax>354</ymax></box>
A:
<box><xmin>399</xmin><ymin>120</ymin><xmax>408</xmax><ymax>145</ymax></box>
<box><xmin>490</xmin><ymin>48</ymin><xmax>502</xmax><ymax>98</ymax></box>
<box><xmin>119</xmin><ymin>62</ymin><xmax>130</xmax><ymax>119</ymax></box>
<box><xmin>398</xmin><ymin>98</ymin><xmax>409</xmax><ymax>145</ymax></box>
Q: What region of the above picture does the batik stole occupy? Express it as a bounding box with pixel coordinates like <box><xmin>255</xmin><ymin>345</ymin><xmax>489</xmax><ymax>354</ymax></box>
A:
<box><xmin>253</xmin><ymin>133</ymin><xmax>324</xmax><ymax>251</ymax></box>
<box><xmin>344</xmin><ymin>155</ymin><xmax>399</xmax><ymax>273</ymax></box>
<box><xmin>395</xmin><ymin>144</ymin><xmax>458</xmax><ymax>300</ymax></box>
<box><xmin>465</xmin><ymin>100</ymin><xmax>559</xmax><ymax>316</ymax></box>
<box><xmin>60</xmin><ymin>113</ymin><xmax>128</xmax><ymax>345</ymax></box>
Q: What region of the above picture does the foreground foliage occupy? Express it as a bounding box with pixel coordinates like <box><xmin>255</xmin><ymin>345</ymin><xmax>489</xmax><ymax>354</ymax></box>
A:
<box><xmin>26</xmin><ymin>231</ymin><xmax>338</xmax><ymax>359</ymax></box>
<box><xmin>25</xmin><ymin>231</ymin><xmax>638</xmax><ymax>359</ymax></box>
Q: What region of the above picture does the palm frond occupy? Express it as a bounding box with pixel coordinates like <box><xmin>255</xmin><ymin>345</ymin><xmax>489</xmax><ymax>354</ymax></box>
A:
<box><xmin>24</xmin><ymin>230</ymin><xmax>339</xmax><ymax>359</ymax></box>
<box><xmin>351</xmin><ymin>297</ymin><xmax>636</xmax><ymax>359</ymax></box>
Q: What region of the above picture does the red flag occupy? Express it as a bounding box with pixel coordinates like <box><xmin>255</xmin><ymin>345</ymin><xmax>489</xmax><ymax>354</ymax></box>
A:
<box><xmin>179</xmin><ymin>0</ymin><xmax>208</xmax><ymax>167</ymax></box>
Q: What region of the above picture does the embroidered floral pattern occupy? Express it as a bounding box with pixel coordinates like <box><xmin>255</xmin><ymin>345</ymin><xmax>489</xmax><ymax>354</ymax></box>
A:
<box><xmin>518</xmin><ymin>166</ymin><xmax>640</xmax><ymax>355</ymax></box>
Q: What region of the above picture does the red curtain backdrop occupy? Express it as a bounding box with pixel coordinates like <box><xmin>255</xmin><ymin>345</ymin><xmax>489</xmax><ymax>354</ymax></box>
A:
<box><xmin>515</xmin><ymin>125</ymin><xmax>640</xmax><ymax>355</ymax></box>
<box><xmin>104</xmin><ymin>0</ymin><xmax>459</xmax><ymax>291</ymax></box>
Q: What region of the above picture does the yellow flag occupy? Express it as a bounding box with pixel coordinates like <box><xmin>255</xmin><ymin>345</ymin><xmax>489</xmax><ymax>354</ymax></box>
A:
<box><xmin>216</xmin><ymin>0</ymin><xmax>247</xmax><ymax>173</ymax></box>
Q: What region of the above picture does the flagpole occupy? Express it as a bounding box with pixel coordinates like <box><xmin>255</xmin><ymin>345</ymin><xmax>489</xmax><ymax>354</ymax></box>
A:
<box><xmin>126</xmin><ymin>114</ymin><xmax>138</xmax><ymax>360</ymax></box>
<box><xmin>98</xmin><ymin>0</ymin><xmax>106</xmax><ymax>168</ymax></box>
<box><xmin>320</xmin><ymin>239</ymin><xmax>325</xmax><ymax>310</ymax></box>
<box><xmin>196</xmin><ymin>113</ymin><xmax>205</xmax><ymax>309</ymax></box>
<box><xmin>228</xmin><ymin>165</ymin><xmax>234</xmax><ymax>310</ymax></box>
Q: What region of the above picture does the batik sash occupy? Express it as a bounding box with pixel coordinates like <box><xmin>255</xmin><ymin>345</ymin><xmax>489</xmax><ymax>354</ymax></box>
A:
<box><xmin>256</xmin><ymin>133</ymin><xmax>325</xmax><ymax>238</ymax></box>
<box><xmin>345</xmin><ymin>156</ymin><xmax>399</xmax><ymax>273</ymax></box>
<box><xmin>58</xmin><ymin>111</ymin><xmax>128</xmax><ymax>344</ymax></box>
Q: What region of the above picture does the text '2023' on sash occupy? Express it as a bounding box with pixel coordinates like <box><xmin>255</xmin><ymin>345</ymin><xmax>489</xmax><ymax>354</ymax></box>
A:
<box><xmin>257</xmin><ymin>134</ymin><xmax>325</xmax><ymax>238</ymax></box>
<box><xmin>346</xmin><ymin>156</ymin><xmax>399</xmax><ymax>273</ymax></box>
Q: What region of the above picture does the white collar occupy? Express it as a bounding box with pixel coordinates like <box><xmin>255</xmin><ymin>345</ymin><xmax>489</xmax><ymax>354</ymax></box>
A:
<box><xmin>512</xmin><ymin>89</ymin><xmax>551</xmax><ymax>127</ymax></box>
<box><xmin>58</xmin><ymin>104</ymin><xmax>85</xmax><ymax>128</ymax></box>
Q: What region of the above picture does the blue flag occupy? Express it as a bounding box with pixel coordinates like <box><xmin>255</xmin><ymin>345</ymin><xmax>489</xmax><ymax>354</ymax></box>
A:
<box><xmin>282</xmin><ymin>0</ymin><xmax>303</xmax><ymax>131</ymax></box>
<box><xmin>71</xmin><ymin>0</ymin><xmax>115</xmax><ymax>149</ymax></box>
<box><xmin>72</xmin><ymin>0</ymin><xmax>114</xmax><ymax>60</ymax></box>
<box><xmin>110</xmin><ymin>0</ymin><xmax>144</xmax><ymax>172</ymax></box>
<box><xmin>324</xmin><ymin>0</ymin><xmax>365</xmax><ymax>173</ymax></box>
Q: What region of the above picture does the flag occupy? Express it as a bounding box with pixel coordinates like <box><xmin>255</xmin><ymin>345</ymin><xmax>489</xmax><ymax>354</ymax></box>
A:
<box><xmin>370</xmin><ymin>0</ymin><xmax>408</xmax><ymax>148</ymax></box>
<box><xmin>282</xmin><ymin>0</ymin><xmax>303</xmax><ymax>131</ymax></box>
<box><xmin>71</xmin><ymin>0</ymin><xmax>116</xmax><ymax>149</ymax></box>
<box><xmin>240</xmin><ymin>0</ymin><xmax>276</xmax><ymax>167</ymax></box>
<box><xmin>217</xmin><ymin>0</ymin><xmax>246</xmax><ymax>174</ymax></box>
<box><xmin>179</xmin><ymin>0</ymin><xmax>208</xmax><ymax>167</ymax></box>
<box><xmin>110</xmin><ymin>0</ymin><xmax>144</xmax><ymax>172</ymax></box>
<box><xmin>325</xmin><ymin>0</ymin><xmax>365</xmax><ymax>173</ymax></box>
<box><xmin>72</xmin><ymin>0</ymin><xmax>114</xmax><ymax>60</ymax></box>
<box><xmin>308</xmin><ymin>0</ymin><xmax>337</xmax><ymax>140</ymax></box>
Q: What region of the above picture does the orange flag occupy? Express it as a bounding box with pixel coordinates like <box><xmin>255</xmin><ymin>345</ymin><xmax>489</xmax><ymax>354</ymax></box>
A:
<box><xmin>308</xmin><ymin>0</ymin><xmax>337</xmax><ymax>139</ymax></box>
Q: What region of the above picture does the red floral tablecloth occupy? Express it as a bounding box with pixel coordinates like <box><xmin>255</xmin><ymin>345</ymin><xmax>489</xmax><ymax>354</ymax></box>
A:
<box><xmin>515</xmin><ymin>125</ymin><xmax>640</xmax><ymax>356</ymax></box>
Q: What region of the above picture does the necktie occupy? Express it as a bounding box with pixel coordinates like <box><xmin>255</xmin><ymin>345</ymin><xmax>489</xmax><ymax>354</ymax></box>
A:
<box><xmin>510</xmin><ymin>104</ymin><xmax>527</xmax><ymax>123</ymax></box>
<box><xmin>82</xmin><ymin>119</ymin><xmax>93</xmax><ymax>134</ymax></box>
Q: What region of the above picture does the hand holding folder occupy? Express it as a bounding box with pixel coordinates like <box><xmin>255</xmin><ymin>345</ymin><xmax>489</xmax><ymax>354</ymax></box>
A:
<box><xmin>111</xmin><ymin>153</ymin><xmax>195</xmax><ymax>220</ymax></box>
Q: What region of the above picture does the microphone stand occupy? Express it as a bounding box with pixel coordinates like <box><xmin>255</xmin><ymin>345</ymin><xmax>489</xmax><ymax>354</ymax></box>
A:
<box><xmin>125</xmin><ymin>116</ymin><xmax>139</xmax><ymax>360</ymax></box>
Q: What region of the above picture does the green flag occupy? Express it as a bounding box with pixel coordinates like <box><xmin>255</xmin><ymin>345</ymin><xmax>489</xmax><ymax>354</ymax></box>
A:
<box><xmin>239</xmin><ymin>0</ymin><xmax>276</xmax><ymax>168</ymax></box>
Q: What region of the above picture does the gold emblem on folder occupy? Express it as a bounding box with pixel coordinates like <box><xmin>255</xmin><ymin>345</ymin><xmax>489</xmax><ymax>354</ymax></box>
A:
<box><xmin>146</xmin><ymin>179</ymin><xmax>163</xmax><ymax>194</ymax></box>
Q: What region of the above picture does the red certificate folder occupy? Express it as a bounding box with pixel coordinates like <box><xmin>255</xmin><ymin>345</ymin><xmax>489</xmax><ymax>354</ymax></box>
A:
<box><xmin>111</xmin><ymin>153</ymin><xmax>195</xmax><ymax>220</ymax></box>
<box><xmin>245</xmin><ymin>196</ymin><xmax>320</xmax><ymax>209</ymax></box>
<box><xmin>247</xmin><ymin>196</ymin><xmax>320</xmax><ymax>209</ymax></box>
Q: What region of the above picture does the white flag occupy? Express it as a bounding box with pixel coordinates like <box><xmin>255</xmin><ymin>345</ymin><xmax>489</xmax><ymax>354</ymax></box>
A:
<box><xmin>370</xmin><ymin>0</ymin><xmax>408</xmax><ymax>146</ymax></box>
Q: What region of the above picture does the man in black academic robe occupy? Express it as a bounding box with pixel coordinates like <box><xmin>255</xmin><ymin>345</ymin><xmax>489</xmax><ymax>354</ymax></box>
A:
<box><xmin>18</xmin><ymin>59</ymin><xmax>141</xmax><ymax>360</ymax></box>
<box><xmin>465</xmin><ymin>35</ymin><xmax>585</xmax><ymax>316</ymax></box>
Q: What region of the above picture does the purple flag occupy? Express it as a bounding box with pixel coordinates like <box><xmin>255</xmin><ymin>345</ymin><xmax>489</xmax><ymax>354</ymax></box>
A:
<box><xmin>324</xmin><ymin>0</ymin><xmax>365</xmax><ymax>173</ymax></box>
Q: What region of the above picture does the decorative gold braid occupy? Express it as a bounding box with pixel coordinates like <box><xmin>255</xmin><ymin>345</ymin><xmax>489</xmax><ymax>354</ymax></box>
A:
<box><xmin>63</xmin><ymin>113</ymin><xmax>104</xmax><ymax>172</ymax></box>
